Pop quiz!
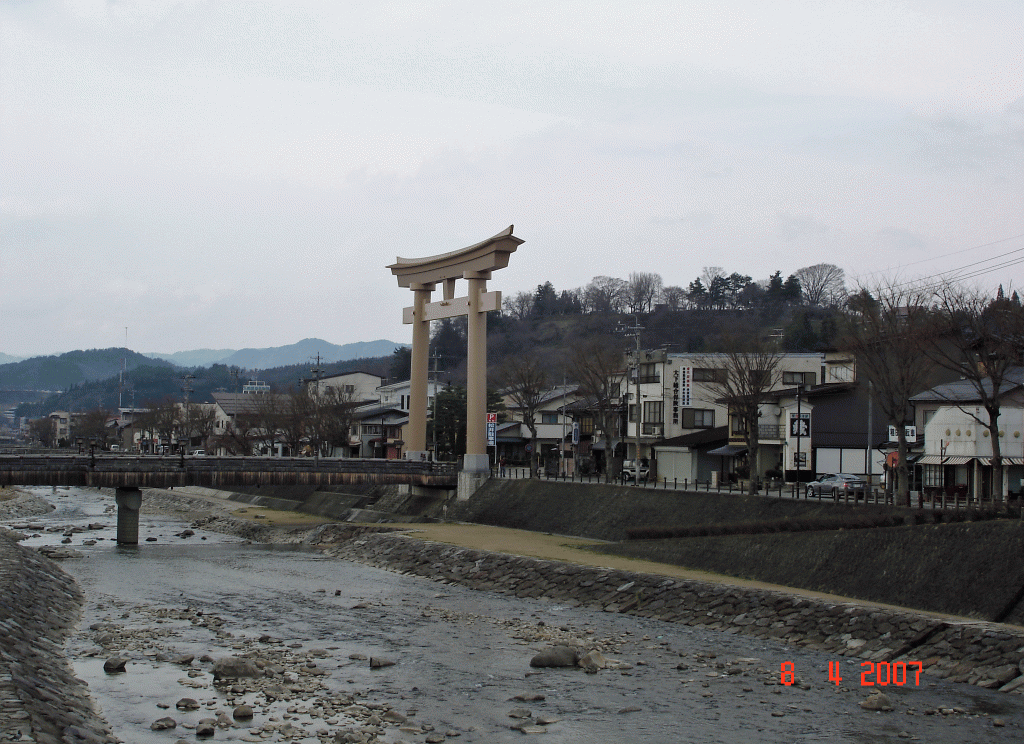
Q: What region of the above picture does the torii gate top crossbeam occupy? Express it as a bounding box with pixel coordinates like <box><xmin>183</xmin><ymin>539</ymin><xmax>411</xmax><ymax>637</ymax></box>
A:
<box><xmin>387</xmin><ymin>225</ymin><xmax>523</xmax><ymax>287</ymax></box>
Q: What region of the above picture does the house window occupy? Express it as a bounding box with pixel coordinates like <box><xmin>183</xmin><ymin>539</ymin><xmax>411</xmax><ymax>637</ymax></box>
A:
<box><xmin>681</xmin><ymin>409</ymin><xmax>715</xmax><ymax>428</ymax></box>
<box><xmin>611</xmin><ymin>382</ymin><xmax>621</xmax><ymax>398</ymax></box>
<box><xmin>628</xmin><ymin>404</ymin><xmax>638</xmax><ymax>423</ymax></box>
<box><xmin>643</xmin><ymin>400</ymin><xmax>663</xmax><ymax>424</ymax></box>
<box><xmin>637</xmin><ymin>363</ymin><xmax>660</xmax><ymax>384</ymax></box>
<box><xmin>579</xmin><ymin>416</ymin><xmax>594</xmax><ymax>434</ymax></box>
<box><xmin>731</xmin><ymin>415</ymin><xmax>746</xmax><ymax>435</ymax></box>
<box><xmin>923</xmin><ymin>464</ymin><xmax>943</xmax><ymax>487</ymax></box>
<box><xmin>783</xmin><ymin>371</ymin><xmax>816</xmax><ymax>386</ymax></box>
<box><xmin>692</xmin><ymin>367</ymin><xmax>725</xmax><ymax>383</ymax></box>
<box><xmin>541</xmin><ymin>412</ymin><xmax>559</xmax><ymax>425</ymax></box>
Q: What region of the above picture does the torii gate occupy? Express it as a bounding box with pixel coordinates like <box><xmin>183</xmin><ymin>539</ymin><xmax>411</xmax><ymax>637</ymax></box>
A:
<box><xmin>388</xmin><ymin>226</ymin><xmax>523</xmax><ymax>478</ymax></box>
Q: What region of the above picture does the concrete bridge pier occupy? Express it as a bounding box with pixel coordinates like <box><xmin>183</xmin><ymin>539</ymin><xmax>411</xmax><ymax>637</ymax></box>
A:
<box><xmin>115</xmin><ymin>487</ymin><xmax>142</xmax><ymax>545</ymax></box>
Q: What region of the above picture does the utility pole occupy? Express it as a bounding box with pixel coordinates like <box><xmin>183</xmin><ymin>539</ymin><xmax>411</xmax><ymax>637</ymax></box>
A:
<box><xmin>310</xmin><ymin>354</ymin><xmax>323</xmax><ymax>460</ymax></box>
<box><xmin>430</xmin><ymin>351</ymin><xmax>443</xmax><ymax>461</ymax></box>
<box><xmin>618</xmin><ymin>315</ymin><xmax>644</xmax><ymax>474</ymax></box>
<box><xmin>181</xmin><ymin>373</ymin><xmax>195</xmax><ymax>455</ymax></box>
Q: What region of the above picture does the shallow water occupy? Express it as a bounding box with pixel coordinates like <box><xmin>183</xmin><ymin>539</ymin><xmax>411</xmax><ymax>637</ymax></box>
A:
<box><xmin>7</xmin><ymin>487</ymin><xmax>1024</xmax><ymax>743</ymax></box>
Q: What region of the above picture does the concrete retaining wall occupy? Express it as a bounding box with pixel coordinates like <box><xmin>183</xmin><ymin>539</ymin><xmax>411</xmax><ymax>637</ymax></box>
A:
<box><xmin>314</xmin><ymin>527</ymin><xmax>1024</xmax><ymax>694</ymax></box>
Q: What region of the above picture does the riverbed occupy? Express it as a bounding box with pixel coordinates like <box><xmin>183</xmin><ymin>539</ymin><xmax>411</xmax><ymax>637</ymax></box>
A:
<box><xmin>6</xmin><ymin>486</ymin><xmax>1024</xmax><ymax>743</ymax></box>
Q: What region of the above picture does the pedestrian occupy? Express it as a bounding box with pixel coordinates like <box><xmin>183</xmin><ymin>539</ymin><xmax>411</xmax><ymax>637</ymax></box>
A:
<box><xmin>499</xmin><ymin>456</ymin><xmax>507</xmax><ymax>477</ymax></box>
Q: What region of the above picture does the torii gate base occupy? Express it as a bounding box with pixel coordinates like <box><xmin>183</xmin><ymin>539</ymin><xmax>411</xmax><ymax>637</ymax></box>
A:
<box><xmin>457</xmin><ymin>470</ymin><xmax>489</xmax><ymax>501</ymax></box>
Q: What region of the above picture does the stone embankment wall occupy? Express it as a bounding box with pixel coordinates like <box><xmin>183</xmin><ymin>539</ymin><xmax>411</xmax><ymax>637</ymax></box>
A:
<box><xmin>314</xmin><ymin>527</ymin><xmax>1024</xmax><ymax>695</ymax></box>
<box><xmin>0</xmin><ymin>528</ymin><xmax>115</xmax><ymax>743</ymax></box>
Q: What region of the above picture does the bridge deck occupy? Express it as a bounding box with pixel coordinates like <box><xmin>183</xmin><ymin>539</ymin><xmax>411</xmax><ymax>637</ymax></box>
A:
<box><xmin>0</xmin><ymin>455</ymin><xmax>458</xmax><ymax>489</ymax></box>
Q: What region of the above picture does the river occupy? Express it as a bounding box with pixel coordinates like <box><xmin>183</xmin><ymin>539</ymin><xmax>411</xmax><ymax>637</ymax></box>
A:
<box><xmin>6</xmin><ymin>486</ymin><xmax>1024</xmax><ymax>743</ymax></box>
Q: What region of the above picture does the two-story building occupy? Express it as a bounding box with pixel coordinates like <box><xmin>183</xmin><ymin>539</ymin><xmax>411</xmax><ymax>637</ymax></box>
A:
<box><xmin>910</xmin><ymin>370</ymin><xmax>1024</xmax><ymax>500</ymax></box>
<box><xmin>498</xmin><ymin>384</ymin><xmax>582</xmax><ymax>472</ymax></box>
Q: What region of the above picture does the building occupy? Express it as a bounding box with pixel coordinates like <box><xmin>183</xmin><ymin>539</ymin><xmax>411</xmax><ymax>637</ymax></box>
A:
<box><xmin>620</xmin><ymin>350</ymin><xmax>854</xmax><ymax>478</ymax></box>
<box><xmin>497</xmin><ymin>384</ymin><xmax>581</xmax><ymax>472</ymax></box>
<box><xmin>910</xmin><ymin>370</ymin><xmax>1024</xmax><ymax>500</ymax></box>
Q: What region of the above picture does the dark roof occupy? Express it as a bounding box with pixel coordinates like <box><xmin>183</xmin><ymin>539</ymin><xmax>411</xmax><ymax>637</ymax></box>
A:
<box><xmin>910</xmin><ymin>368</ymin><xmax>1024</xmax><ymax>403</ymax></box>
<box><xmin>654</xmin><ymin>426</ymin><xmax>728</xmax><ymax>449</ymax></box>
<box><xmin>212</xmin><ymin>392</ymin><xmax>287</xmax><ymax>415</ymax></box>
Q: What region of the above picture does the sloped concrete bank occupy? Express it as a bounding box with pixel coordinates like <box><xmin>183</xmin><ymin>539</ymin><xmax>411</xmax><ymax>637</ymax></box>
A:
<box><xmin>0</xmin><ymin>528</ymin><xmax>115</xmax><ymax>743</ymax></box>
<box><xmin>312</xmin><ymin>526</ymin><xmax>1024</xmax><ymax>695</ymax></box>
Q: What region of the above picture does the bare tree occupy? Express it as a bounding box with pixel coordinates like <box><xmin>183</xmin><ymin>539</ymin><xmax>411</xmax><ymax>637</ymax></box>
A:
<box><xmin>27</xmin><ymin>417</ymin><xmax>56</xmax><ymax>447</ymax></box>
<box><xmin>502</xmin><ymin>290</ymin><xmax>534</xmax><ymax>320</ymax></box>
<box><xmin>701</xmin><ymin>266</ymin><xmax>726</xmax><ymax>287</ymax></box>
<box><xmin>569</xmin><ymin>339</ymin><xmax>626</xmax><ymax>482</ymax></box>
<box><xmin>495</xmin><ymin>355</ymin><xmax>549</xmax><ymax>476</ymax></box>
<box><xmin>696</xmin><ymin>332</ymin><xmax>784</xmax><ymax>494</ymax></box>
<box><xmin>250</xmin><ymin>393</ymin><xmax>285</xmax><ymax>455</ymax></box>
<box><xmin>661</xmin><ymin>285</ymin><xmax>687</xmax><ymax>311</ymax></box>
<box><xmin>144</xmin><ymin>397</ymin><xmax>180</xmax><ymax>452</ymax></box>
<box><xmin>75</xmin><ymin>408</ymin><xmax>113</xmax><ymax>450</ymax></box>
<box><xmin>313</xmin><ymin>385</ymin><xmax>359</xmax><ymax>456</ymax></box>
<box><xmin>796</xmin><ymin>264</ymin><xmax>846</xmax><ymax>307</ymax></box>
<box><xmin>921</xmin><ymin>283</ymin><xmax>1024</xmax><ymax>503</ymax></box>
<box><xmin>841</xmin><ymin>280</ymin><xmax>935</xmax><ymax>505</ymax></box>
<box><xmin>583</xmin><ymin>276</ymin><xmax>627</xmax><ymax>314</ymax></box>
<box><xmin>624</xmin><ymin>272</ymin><xmax>664</xmax><ymax>314</ymax></box>
<box><xmin>180</xmin><ymin>403</ymin><xmax>216</xmax><ymax>451</ymax></box>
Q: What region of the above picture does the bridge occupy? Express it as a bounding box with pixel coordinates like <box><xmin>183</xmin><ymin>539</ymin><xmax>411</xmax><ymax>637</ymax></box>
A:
<box><xmin>0</xmin><ymin>454</ymin><xmax>457</xmax><ymax>545</ymax></box>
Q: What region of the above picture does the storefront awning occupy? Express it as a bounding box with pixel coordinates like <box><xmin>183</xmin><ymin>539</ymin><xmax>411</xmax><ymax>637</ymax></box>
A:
<box><xmin>918</xmin><ymin>455</ymin><xmax>943</xmax><ymax>465</ymax></box>
<box><xmin>943</xmin><ymin>456</ymin><xmax>973</xmax><ymax>465</ymax></box>
<box><xmin>707</xmin><ymin>444</ymin><xmax>747</xmax><ymax>456</ymax></box>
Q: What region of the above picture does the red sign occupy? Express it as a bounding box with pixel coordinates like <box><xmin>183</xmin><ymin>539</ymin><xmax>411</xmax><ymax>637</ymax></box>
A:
<box><xmin>487</xmin><ymin>413</ymin><xmax>497</xmax><ymax>423</ymax></box>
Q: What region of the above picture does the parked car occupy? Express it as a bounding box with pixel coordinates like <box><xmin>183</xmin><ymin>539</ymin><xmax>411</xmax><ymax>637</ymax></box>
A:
<box><xmin>806</xmin><ymin>473</ymin><xmax>867</xmax><ymax>497</ymax></box>
<box><xmin>621</xmin><ymin>460</ymin><xmax>650</xmax><ymax>484</ymax></box>
<box><xmin>190</xmin><ymin>449</ymin><xmax>206</xmax><ymax>457</ymax></box>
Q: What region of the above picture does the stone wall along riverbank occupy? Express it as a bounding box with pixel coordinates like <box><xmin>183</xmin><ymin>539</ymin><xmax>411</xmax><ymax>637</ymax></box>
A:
<box><xmin>312</xmin><ymin>526</ymin><xmax>1024</xmax><ymax>695</ymax></box>
<box><xmin>0</xmin><ymin>527</ymin><xmax>114</xmax><ymax>743</ymax></box>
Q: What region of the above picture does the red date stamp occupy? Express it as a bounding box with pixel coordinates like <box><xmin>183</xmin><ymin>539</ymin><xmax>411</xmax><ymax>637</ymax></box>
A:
<box><xmin>780</xmin><ymin>660</ymin><xmax>924</xmax><ymax>686</ymax></box>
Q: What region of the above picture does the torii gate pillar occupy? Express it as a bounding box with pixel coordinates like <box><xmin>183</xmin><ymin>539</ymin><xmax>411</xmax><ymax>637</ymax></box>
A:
<box><xmin>389</xmin><ymin>227</ymin><xmax>523</xmax><ymax>478</ymax></box>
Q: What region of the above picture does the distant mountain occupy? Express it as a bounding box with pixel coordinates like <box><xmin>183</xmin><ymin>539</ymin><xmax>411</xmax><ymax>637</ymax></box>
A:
<box><xmin>143</xmin><ymin>348</ymin><xmax>237</xmax><ymax>367</ymax></box>
<box><xmin>0</xmin><ymin>352</ymin><xmax>24</xmax><ymax>364</ymax></box>
<box><xmin>216</xmin><ymin>338</ymin><xmax>404</xmax><ymax>370</ymax></box>
<box><xmin>144</xmin><ymin>338</ymin><xmax>406</xmax><ymax>370</ymax></box>
<box><xmin>0</xmin><ymin>348</ymin><xmax>174</xmax><ymax>391</ymax></box>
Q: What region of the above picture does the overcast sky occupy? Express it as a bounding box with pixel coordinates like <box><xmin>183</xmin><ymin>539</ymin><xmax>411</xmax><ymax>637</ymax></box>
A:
<box><xmin>3</xmin><ymin>0</ymin><xmax>1023</xmax><ymax>358</ymax></box>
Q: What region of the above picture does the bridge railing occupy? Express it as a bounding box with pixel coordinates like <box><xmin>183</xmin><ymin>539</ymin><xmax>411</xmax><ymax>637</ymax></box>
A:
<box><xmin>0</xmin><ymin>454</ymin><xmax>457</xmax><ymax>488</ymax></box>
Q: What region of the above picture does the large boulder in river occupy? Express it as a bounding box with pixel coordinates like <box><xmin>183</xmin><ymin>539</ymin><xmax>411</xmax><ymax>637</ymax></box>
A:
<box><xmin>529</xmin><ymin>645</ymin><xmax>580</xmax><ymax>668</ymax></box>
<box><xmin>212</xmin><ymin>656</ymin><xmax>262</xmax><ymax>680</ymax></box>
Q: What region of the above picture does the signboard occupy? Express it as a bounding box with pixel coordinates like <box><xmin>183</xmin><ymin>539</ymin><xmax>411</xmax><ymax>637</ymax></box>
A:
<box><xmin>793</xmin><ymin>451</ymin><xmax>807</xmax><ymax>467</ymax></box>
<box><xmin>789</xmin><ymin>413</ymin><xmax>810</xmax><ymax>437</ymax></box>
<box><xmin>888</xmin><ymin>425</ymin><xmax>917</xmax><ymax>443</ymax></box>
<box><xmin>572</xmin><ymin>421</ymin><xmax>580</xmax><ymax>445</ymax></box>
<box><xmin>486</xmin><ymin>413</ymin><xmax>497</xmax><ymax>447</ymax></box>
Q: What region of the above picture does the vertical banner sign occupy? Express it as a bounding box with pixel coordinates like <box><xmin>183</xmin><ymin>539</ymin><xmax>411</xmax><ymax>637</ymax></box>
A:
<box><xmin>572</xmin><ymin>421</ymin><xmax>580</xmax><ymax>445</ymax></box>
<box><xmin>486</xmin><ymin>412</ymin><xmax>497</xmax><ymax>447</ymax></box>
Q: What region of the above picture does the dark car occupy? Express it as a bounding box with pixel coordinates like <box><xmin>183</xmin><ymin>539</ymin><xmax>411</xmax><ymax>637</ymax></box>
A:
<box><xmin>806</xmin><ymin>473</ymin><xmax>867</xmax><ymax>497</ymax></box>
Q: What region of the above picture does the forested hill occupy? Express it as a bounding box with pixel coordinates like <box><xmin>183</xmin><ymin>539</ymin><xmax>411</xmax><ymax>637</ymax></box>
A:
<box><xmin>14</xmin><ymin>354</ymin><xmax>397</xmax><ymax>418</ymax></box>
<box><xmin>0</xmin><ymin>348</ymin><xmax>174</xmax><ymax>391</ymax></box>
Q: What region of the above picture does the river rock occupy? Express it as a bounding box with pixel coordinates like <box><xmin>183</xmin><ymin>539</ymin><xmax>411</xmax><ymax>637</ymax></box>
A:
<box><xmin>196</xmin><ymin>718</ymin><xmax>217</xmax><ymax>737</ymax></box>
<box><xmin>176</xmin><ymin>697</ymin><xmax>200</xmax><ymax>711</ymax></box>
<box><xmin>151</xmin><ymin>717</ymin><xmax>177</xmax><ymax>730</ymax></box>
<box><xmin>530</xmin><ymin>645</ymin><xmax>580</xmax><ymax>668</ymax></box>
<box><xmin>369</xmin><ymin>657</ymin><xmax>395</xmax><ymax>668</ymax></box>
<box><xmin>233</xmin><ymin>704</ymin><xmax>254</xmax><ymax>720</ymax></box>
<box><xmin>103</xmin><ymin>657</ymin><xmax>128</xmax><ymax>673</ymax></box>
<box><xmin>212</xmin><ymin>655</ymin><xmax>262</xmax><ymax>679</ymax></box>
<box><xmin>860</xmin><ymin>692</ymin><xmax>894</xmax><ymax>712</ymax></box>
<box><xmin>579</xmin><ymin>649</ymin><xmax>616</xmax><ymax>673</ymax></box>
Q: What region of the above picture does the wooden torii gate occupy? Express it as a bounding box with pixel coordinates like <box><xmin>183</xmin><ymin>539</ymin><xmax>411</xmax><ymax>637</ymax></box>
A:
<box><xmin>388</xmin><ymin>226</ymin><xmax>523</xmax><ymax>489</ymax></box>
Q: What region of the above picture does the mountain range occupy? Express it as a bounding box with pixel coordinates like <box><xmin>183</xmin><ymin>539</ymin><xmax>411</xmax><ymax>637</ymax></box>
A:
<box><xmin>0</xmin><ymin>338</ymin><xmax>405</xmax><ymax>395</ymax></box>
<box><xmin>143</xmin><ymin>338</ymin><xmax>404</xmax><ymax>369</ymax></box>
